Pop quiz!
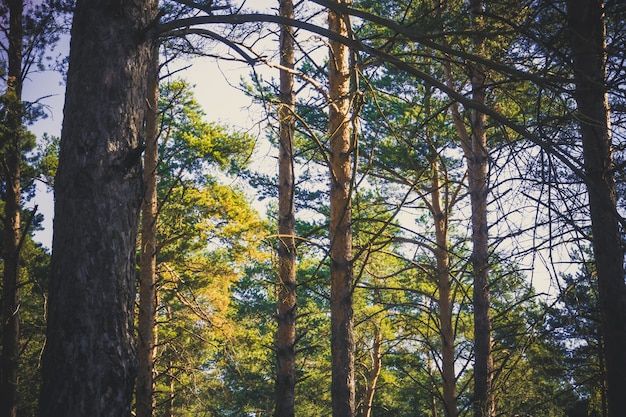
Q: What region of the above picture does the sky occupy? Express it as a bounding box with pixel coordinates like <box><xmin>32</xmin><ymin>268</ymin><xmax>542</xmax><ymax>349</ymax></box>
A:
<box><xmin>24</xmin><ymin>37</ymin><xmax>268</xmax><ymax>249</ymax></box>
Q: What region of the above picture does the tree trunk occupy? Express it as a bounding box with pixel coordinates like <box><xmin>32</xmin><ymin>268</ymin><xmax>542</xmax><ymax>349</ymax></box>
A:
<box><xmin>164</xmin><ymin>304</ymin><xmax>175</xmax><ymax>417</ymax></box>
<box><xmin>439</xmin><ymin>3</ymin><xmax>493</xmax><ymax>412</ymax></box>
<box><xmin>328</xmin><ymin>2</ymin><xmax>355</xmax><ymax>416</ymax></box>
<box><xmin>358</xmin><ymin>324</ymin><xmax>382</xmax><ymax>417</ymax></box>
<box><xmin>467</xmin><ymin>2</ymin><xmax>494</xmax><ymax>416</ymax></box>
<box><xmin>566</xmin><ymin>2</ymin><xmax>626</xmax><ymax>416</ymax></box>
<box><xmin>1</xmin><ymin>2</ymin><xmax>23</xmax><ymax>417</ymax></box>
<box><xmin>444</xmin><ymin>2</ymin><xmax>493</xmax><ymax>415</ymax></box>
<box><xmin>274</xmin><ymin>0</ymin><xmax>297</xmax><ymax>415</ymax></box>
<box><xmin>430</xmin><ymin>159</ymin><xmax>457</xmax><ymax>417</ymax></box>
<box><xmin>40</xmin><ymin>1</ymin><xmax>158</xmax><ymax>415</ymax></box>
<box><xmin>136</xmin><ymin>49</ymin><xmax>160</xmax><ymax>417</ymax></box>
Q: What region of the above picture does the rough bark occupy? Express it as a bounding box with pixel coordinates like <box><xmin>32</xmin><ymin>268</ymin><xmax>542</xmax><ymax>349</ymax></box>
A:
<box><xmin>467</xmin><ymin>2</ymin><xmax>494</xmax><ymax>416</ymax></box>
<box><xmin>328</xmin><ymin>2</ymin><xmax>355</xmax><ymax>416</ymax></box>
<box><xmin>40</xmin><ymin>1</ymin><xmax>158</xmax><ymax>415</ymax></box>
<box><xmin>136</xmin><ymin>50</ymin><xmax>159</xmax><ymax>417</ymax></box>
<box><xmin>274</xmin><ymin>0</ymin><xmax>297</xmax><ymax>415</ymax></box>
<box><xmin>468</xmin><ymin>78</ymin><xmax>494</xmax><ymax>417</ymax></box>
<box><xmin>566</xmin><ymin>1</ymin><xmax>626</xmax><ymax>416</ymax></box>
<box><xmin>1</xmin><ymin>2</ymin><xmax>23</xmax><ymax>417</ymax></box>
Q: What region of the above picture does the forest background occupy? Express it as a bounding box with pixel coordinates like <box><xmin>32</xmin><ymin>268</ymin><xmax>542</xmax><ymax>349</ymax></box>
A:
<box><xmin>1</xmin><ymin>1</ymin><xmax>625</xmax><ymax>417</ymax></box>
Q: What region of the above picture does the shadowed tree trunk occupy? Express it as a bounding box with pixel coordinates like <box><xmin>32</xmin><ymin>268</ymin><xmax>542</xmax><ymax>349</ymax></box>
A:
<box><xmin>443</xmin><ymin>1</ymin><xmax>493</xmax><ymax>414</ymax></box>
<box><xmin>1</xmin><ymin>2</ymin><xmax>23</xmax><ymax>417</ymax></box>
<box><xmin>465</xmin><ymin>2</ymin><xmax>494</xmax><ymax>416</ymax></box>
<box><xmin>328</xmin><ymin>1</ymin><xmax>355</xmax><ymax>416</ymax></box>
<box><xmin>566</xmin><ymin>1</ymin><xmax>626</xmax><ymax>416</ymax></box>
<box><xmin>136</xmin><ymin>48</ymin><xmax>160</xmax><ymax>417</ymax></box>
<box><xmin>40</xmin><ymin>1</ymin><xmax>158</xmax><ymax>415</ymax></box>
<box><xmin>274</xmin><ymin>0</ymin><xmax>297</xmax><ymax>415</ymax></box>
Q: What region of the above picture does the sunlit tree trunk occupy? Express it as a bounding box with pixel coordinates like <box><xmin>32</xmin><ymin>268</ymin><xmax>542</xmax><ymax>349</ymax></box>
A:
<box><xmin>1</xmin><ymin>2</ymin><xmax>23</xmax><ymax>417</ymax></box>
<box><xmin>136</xmin><ymin>49</ymin><xmax>159</xmax><ymax>417</ymax></box>
<box><xmin>328</xmin><ymin>1</ymin><xmax>355</xmax><ymax>416</ymax></box>
<box><xmin>274</xmin><ymin>0</ymin><xmax>297</xmax><ymax>415</ymax></box>
<box><xmin>566</xmin><ymin>1</ymin><xmax>626</xmax><ymax>416</ymax></box>
<box><xmin>40</xmin><ymin>1</ymin><xmax>158</xmax><ymax>415</ymax></box>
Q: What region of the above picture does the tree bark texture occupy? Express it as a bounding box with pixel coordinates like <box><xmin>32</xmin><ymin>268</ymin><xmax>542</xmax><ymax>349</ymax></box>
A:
<box><xmin>1</xmin><ymin>2</ymin><xmax>23</xmax><ymax>416</ymax></box>
<box><xmin>328</xmin><ymin>2</ymin><xmax>355</xmax><ymax>416</ymax></box>
<box><xmin>566</xmin><ymin>2</ymin><xmax>626</xmax><ymax>416</ymax></box>
<box><xmin>136</xmin><ymin>50</ymin><xmax>160</xmax><ymax>417</ymax></box>
<box><xmin>40</xmin><ymin>1</ymin><xmax>158</xmax><ymax>416</ymax></box>
<box><xmin>467</xmin><ymin>2</ymin><xmax>494</xmax><ymax>416</ymax></box>
<box><xmin>274</xmin><ymin>0</ymin><xmax>297</xmax><ymax>415</ymax></box>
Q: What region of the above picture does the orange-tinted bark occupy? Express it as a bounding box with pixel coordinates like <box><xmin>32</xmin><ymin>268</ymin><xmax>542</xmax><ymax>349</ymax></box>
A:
<box><xmin>328</xmin><ymin>2</ymin><xmax>355</xmax><ymax>416</ymax></box>
<box><xmin>274</xmin><ymin>0</ymin><xmax>297</xmax><ymax>415</ymax></box>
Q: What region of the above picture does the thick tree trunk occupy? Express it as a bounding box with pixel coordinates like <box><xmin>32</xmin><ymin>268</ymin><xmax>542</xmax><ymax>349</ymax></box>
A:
<box><xmin>136</xmin><ymin>50</ymin><xmax>159</xmax><ymax>417</ymax></box>
<box><xmin>566</xmin><ymin>2</ymin><xmax>626</xmax><ymax>416</ymax></box>
<box><xmin>1</xmin><ymin>2</ymin><xmax>23</xmax><ymax>417</ymax></box>
<box><xmin>274</xmin><ymin>0</ymin><xmax>297</xmax><ymax>416</ymax></box>
<box><xmin>40</xmin><ymin>1</ymin><xmax>158</xmax><ymax>416</ymax></box>
<box><xmin>467</xmin><ymin>2</ymin><xmax>494</xmax><ymax>417</ymax></box>
<box><xmin>328</xmin><ymin>2</ymin><xmax>355</xmax><ymax>416</ymax></box>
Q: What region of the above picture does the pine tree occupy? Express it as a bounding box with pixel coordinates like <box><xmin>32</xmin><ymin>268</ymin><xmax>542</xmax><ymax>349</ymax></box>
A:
<box><xmin>40</xmin><ymin>1</ymin><xmax>158</xmax><ymax>415</ymax></box>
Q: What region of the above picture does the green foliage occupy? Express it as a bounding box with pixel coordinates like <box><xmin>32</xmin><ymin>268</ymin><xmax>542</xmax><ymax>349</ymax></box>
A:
<box><xmin>543</xmin><ymin>252</ymin><xmax>607</xmax><ymax>417</ymax></box>
<box><xmin>158</xmin><ymin>79</ymin><xmax>255</xmax><ymax>180</ymax></box>
<box><xmin>148</xmin><ymin>79</ymin><xmax>273</xmax><ymax>417</ymax></box>
<box><xmin>33</xmin><ymin>134</ymin><xmax>60</xmax><ymax>189</ymax></box>
<box><xmin>0</xmin><ymin>203</ymin><xmax>50</xmax><ymax>417</ymax></box>
<box><xmin>15</xmin><ymin>238</ymin><xmax>50</xmax><ymax>417</ymax></box>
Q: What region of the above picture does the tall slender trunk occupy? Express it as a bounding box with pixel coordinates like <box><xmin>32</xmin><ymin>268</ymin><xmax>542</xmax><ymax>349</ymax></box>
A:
<box><xmin>164</xmin><ymin>304</ymin><xmax>175</xmax><ymax>417</ymax></box>
<box><xmin>468</xmin><ymin>79</ymin><xmax>494</xmax><ymax>417</ymax></box>
<box><xmin>430</xmin><ymin>159</ymin><xmax>457</xmax><ymax>417</ymax></box>
<box><xmin>443</xmin><ymin>1</ymin><xmax>493</xmax><ymax>414</ymax></box>
<box><xmin>328</xmin><ymin>1</ymin><xmax>355</xmax><ymax>416</ymax></box>
<box><xmin>427</xmin><ymin>355</ymin><xmax>439</xmax><ymax>417</ymax></box>
<box><xmin>358</xmin><ymin>323</ymin><xmax>382</xmax><ymax>417</ymax></box>
<box><xmin>1</xmin><ymin>2</ymin><xmax>23</xmax><ymax>417</ymax></box>
<box><xmin>274</xmin><ymin>0</ymin><xmax>297</xmax><ymax>415</ymax></box>
<box><xmin>136</xmin><ymin>48</ymin><xmax>159</xmax><ymax>417</ymax></box>
<box><xmin>467</xmin><ymin>2</ymin><xmax>494</xmax><ymax>416</ymax></box>
<box><xmin>40</xmin><ymin>1</ymin><xmax>158</xmax><ymax>415</ymax></box>
<box><xmin>566</xmin><ymin>2</ymin><xmax>626</xmax><ymax>416</ymax></box>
